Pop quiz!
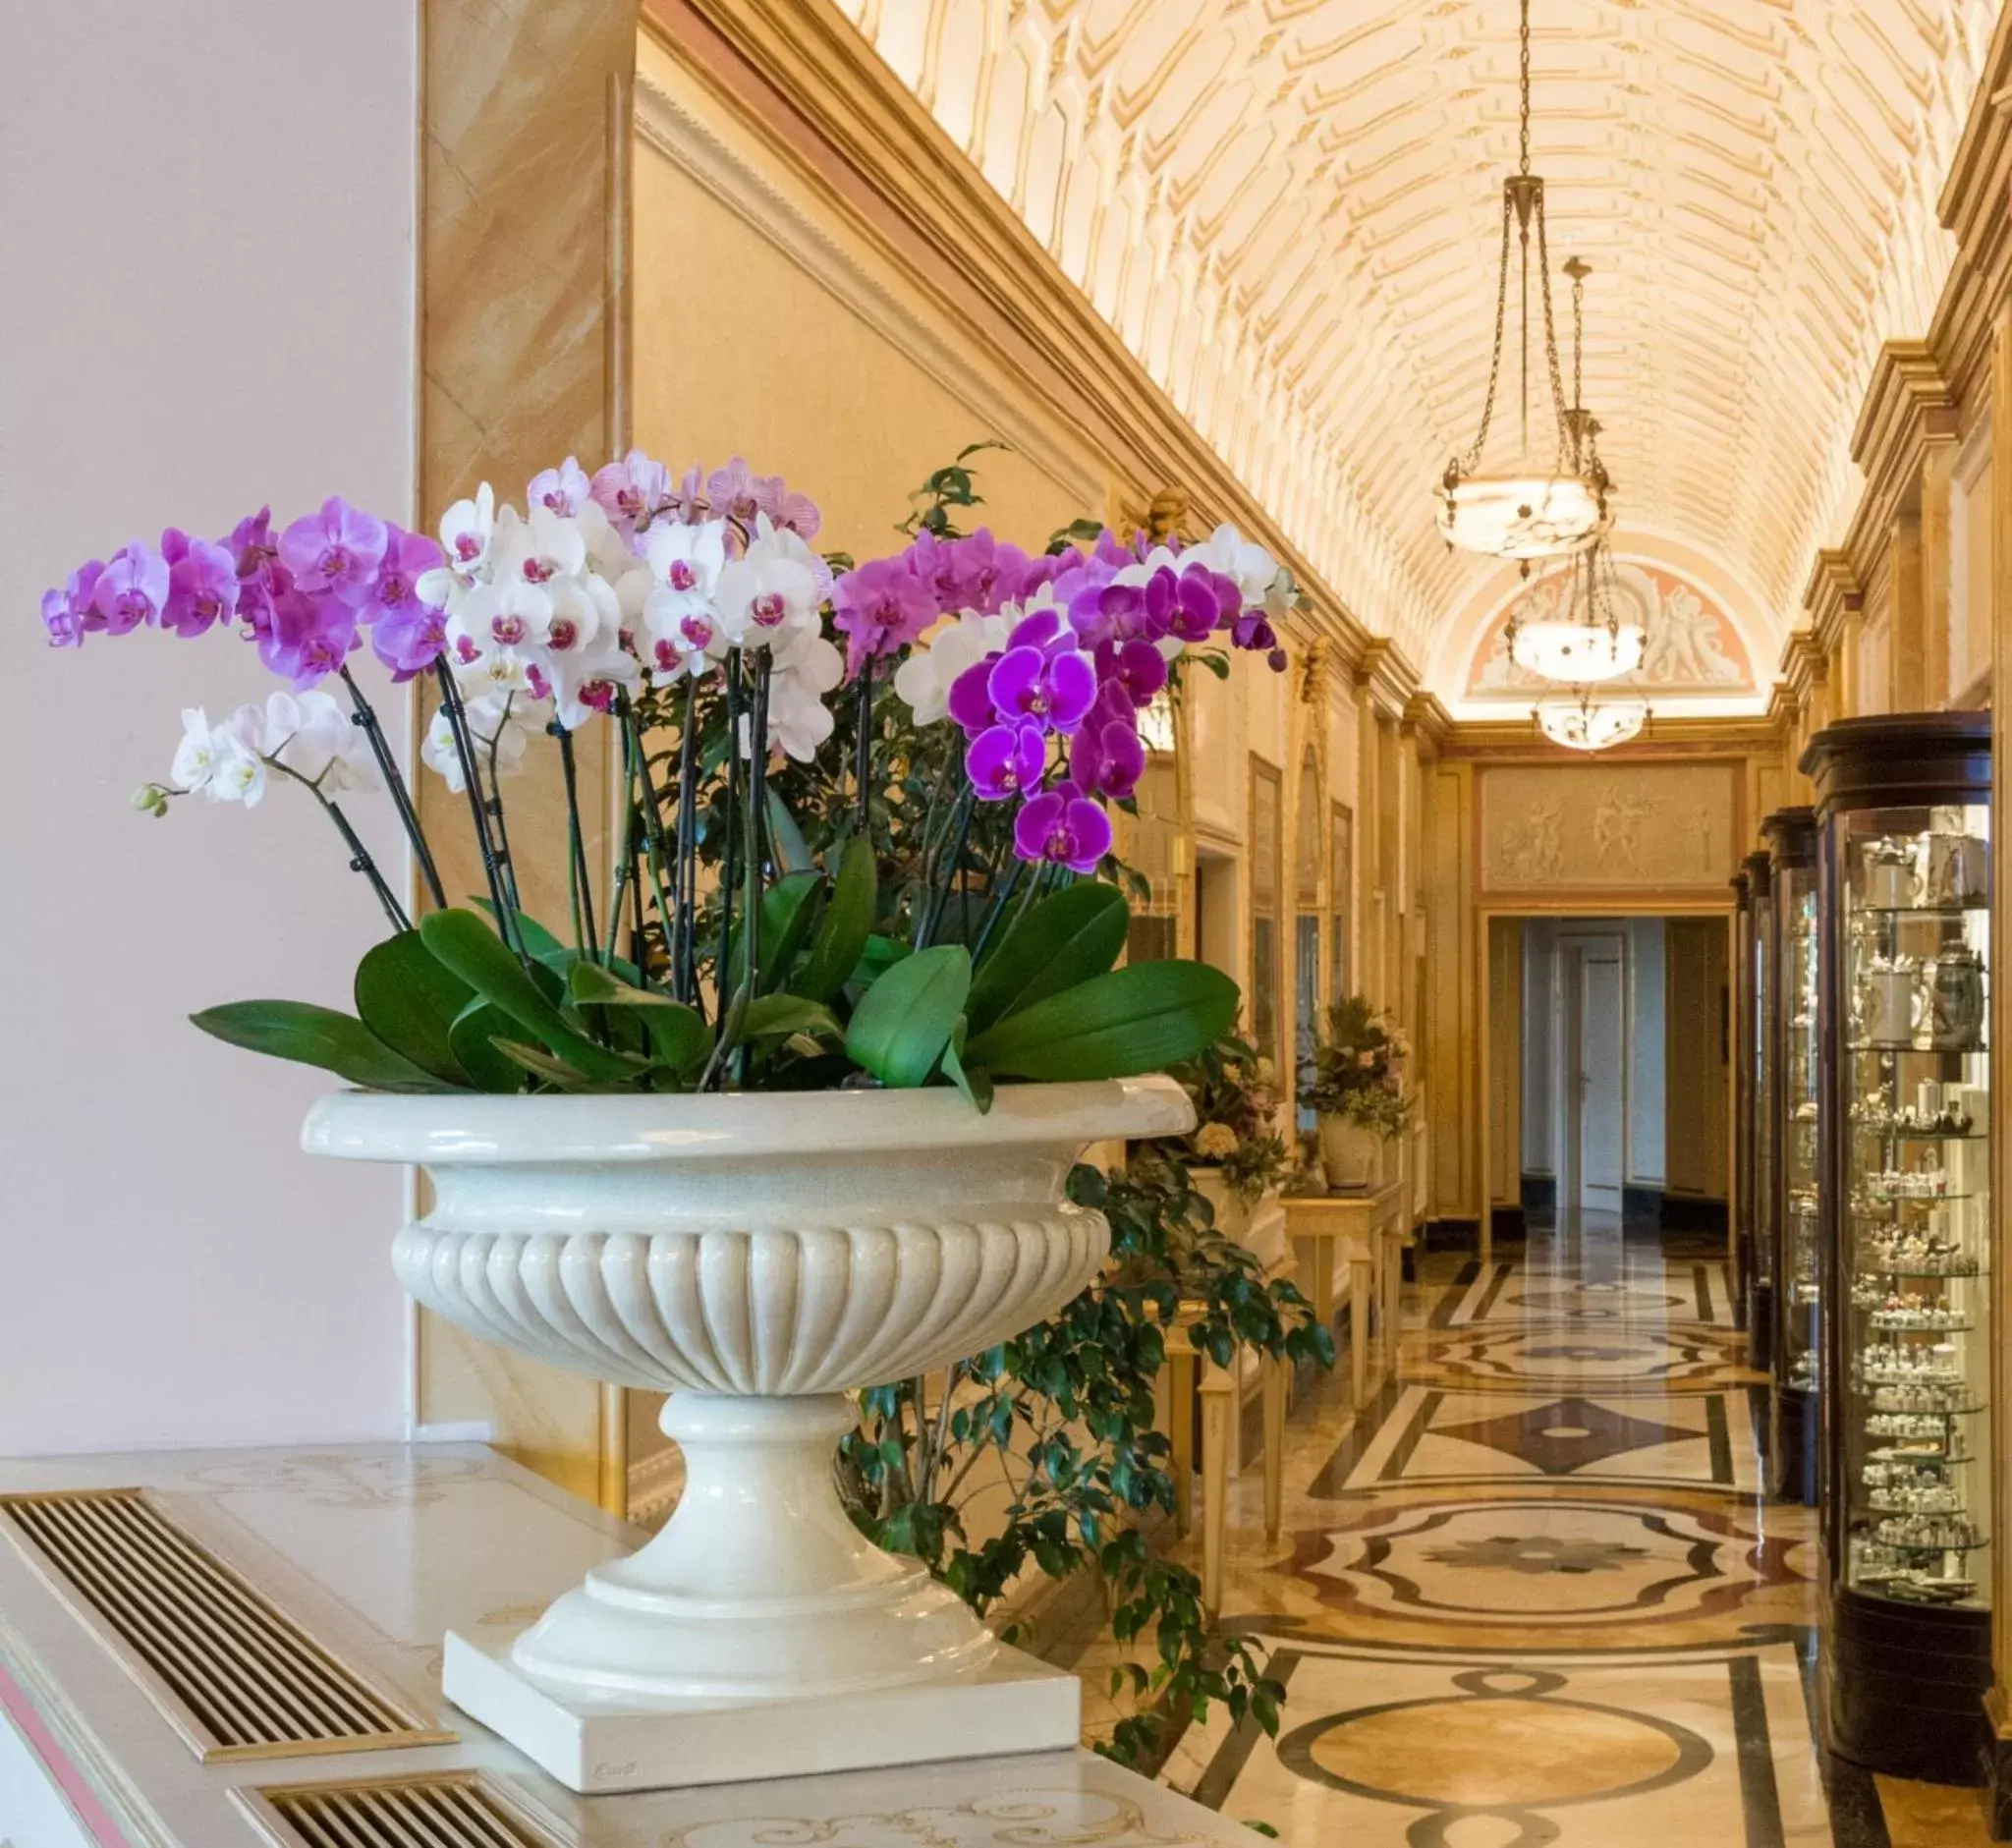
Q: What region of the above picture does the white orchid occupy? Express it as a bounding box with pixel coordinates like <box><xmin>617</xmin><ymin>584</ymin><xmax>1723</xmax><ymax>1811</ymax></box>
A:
<box><xmin>549</xmin><ymin>637</ymin><xmax>641</xmax><ymax>731</ymax></box>
<box><xmin>891</xmin><ymin>606</ymin><xmax>1016</xmax><ymax>725</ymax></box>
<box><xmin>760</xmin><ymin>628</ymin><xmax>844</xmax><ymax>761</ymax></box>
<box><xmin>1189</xmin><ymin>523</ymin><xmax>1280</xmax><ymax>604</ymax></box>
<box><xmin>170</xmin><ymin>706</ymin><xmax>233</xmax><ymax>796</ymax></box>
<box><xmin>495</xmin><ymin>504</ymin><xmax>587</xmax><ymax>588</ymax></box>
<box><xmin>264</xmin><ymin>690</ymin><xmax>378</xmax><ymax>793</ymax></box>
<box><xmin>422</xmin><ymin>692</ymin><xmax>532</xmax><ymax>794</ymax></box>
<box><xmin>418</xmin><ymin>483</ymin><xmax>497</xmax><ymax>609</ymax></box>
<box><xmin>714</xmin><ymin>513</ymin><xmax>822</xmax><ymax>652</ymax></box>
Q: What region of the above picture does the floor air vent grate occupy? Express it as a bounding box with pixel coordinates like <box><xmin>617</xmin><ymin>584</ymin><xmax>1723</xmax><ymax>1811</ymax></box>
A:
<box><xmin>0</xmin><ymin>1487</ymin><xmax>453</xmax><ymax>1761</ymax></box>
<box><xmin>258</xmin><ymin>1774</ymin><xmax>552</xmax><ymax>1848</ymax></box>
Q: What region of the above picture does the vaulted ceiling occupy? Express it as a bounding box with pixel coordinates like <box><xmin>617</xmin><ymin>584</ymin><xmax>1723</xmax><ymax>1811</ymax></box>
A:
<box><xmin>833</xmin><ymin>0</ymin><xmax>1998</xmax><ymax>685</ymax></box>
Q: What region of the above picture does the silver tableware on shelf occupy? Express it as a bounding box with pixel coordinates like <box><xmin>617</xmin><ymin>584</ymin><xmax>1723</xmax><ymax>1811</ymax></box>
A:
<box><xmin>1924</xmin><ymin>832</ymin><xmax>1988</xmax><ymax>908</ymax></box>
<box><xmin>1862</xmin><ymin>958</ymin><xmax>1920</xmax><ymax>1047</ymax></box>
<box><xmin>1928</xmin><ymin>947</ymin><xmax>1986</xmax><ymax>1052</ymax></box>
<box><xmin>1864</xmin><ymin>836</ymin><xmax>1918</xmax><ymax>909</ymax></box>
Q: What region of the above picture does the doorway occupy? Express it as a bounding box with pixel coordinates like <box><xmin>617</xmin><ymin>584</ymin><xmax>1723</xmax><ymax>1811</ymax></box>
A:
<box><xmin>1559</xmin><ymin>932</ymin><xmax>1626</xmax><ymax>1213</ymax></box>
<box><xmin>1490</xmin><ymin>914</ymin><xmax>1731</xmax><ymax>1247</ymax></box>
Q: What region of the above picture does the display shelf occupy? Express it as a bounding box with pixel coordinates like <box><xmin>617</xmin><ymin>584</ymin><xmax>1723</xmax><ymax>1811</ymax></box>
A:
<box><xmin>1803</xmin><ymin>710</ymin><xmax>1993</xmax><ymax>1786</ymax></box>
<box><xmin>1736</xmin><ymin>851</ymin><xmax>1774</xmax><ymax>1372</ymax></box>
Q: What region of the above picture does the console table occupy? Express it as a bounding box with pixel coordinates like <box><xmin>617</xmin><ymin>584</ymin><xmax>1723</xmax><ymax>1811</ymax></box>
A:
<box><xmin>1282</xmin><ymin>1181</ymin><xmax>1411</xmax><ymax>1406</ymax></box>
<box><xmin>0</xmin><ymin>1445</ymin><xmax>1254</xmax><ymax>1847</ymax></box>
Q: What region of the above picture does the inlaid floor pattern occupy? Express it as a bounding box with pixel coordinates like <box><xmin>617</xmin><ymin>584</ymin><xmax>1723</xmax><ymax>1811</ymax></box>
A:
<box><xmin>1060</xmin><ymin>1217</ymin><xmax>1993</xmax><ymax>1847</ymax></box>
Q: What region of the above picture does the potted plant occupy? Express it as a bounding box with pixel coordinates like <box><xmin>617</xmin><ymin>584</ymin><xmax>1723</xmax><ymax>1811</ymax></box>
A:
<box><xmin>1299</xmin><ymin>993</ymin><xmax>1414</xmax><ymax>1192</ymax></box>
<box><xmin>1160</xmin><ymin>1033</ymin><xmax>1291</xmax><ymax>1259</ymax></box>
<box><xmin>37</xmin><ymin>448</ymin><xmax>1294</xmax><ymax>1786</ymax></box>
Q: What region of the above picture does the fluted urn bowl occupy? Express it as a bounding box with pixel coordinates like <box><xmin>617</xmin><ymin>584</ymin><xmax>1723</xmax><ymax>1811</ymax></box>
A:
<box><xmin>303</xmin><ymin>1078</ymin><xmax>1191</xmax><ymax>1711</ymax></box>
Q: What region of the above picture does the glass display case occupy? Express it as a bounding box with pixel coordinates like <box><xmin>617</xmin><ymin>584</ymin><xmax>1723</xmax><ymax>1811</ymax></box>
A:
<box><xmin>1803</xmin><ymin>712</ymin><xmax>1992</xmax><ymax>1784</ymax></box>
<box><xmin>1762</xmin><ymin>809</ymin><xmax>1817</xmax><ymax>1504</ymax></box>
<box><xmin>1738</xmin><ymin>851</ymin><xmax>1774</xmax><ymax>1375</ymax></box>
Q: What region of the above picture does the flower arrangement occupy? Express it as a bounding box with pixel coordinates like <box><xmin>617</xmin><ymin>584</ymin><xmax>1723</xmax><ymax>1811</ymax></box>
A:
<box><xmin>1162</xmin><ymin>1034</ymin><xmax>1291</xmax><ymax>1204</ymax></box>
<box><xmin>1298</xmin><ymin>993</ymin><xmax>1415</xmax><ymax>1139</ymax></box>
<box><xmin>41</xmin><ymin>451</ymin><xmax>1292</xmax><ymax>1105</ymax></box>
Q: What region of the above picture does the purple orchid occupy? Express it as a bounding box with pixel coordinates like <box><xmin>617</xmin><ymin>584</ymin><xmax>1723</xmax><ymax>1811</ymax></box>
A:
<box><xmin>948</xmin><ymin>658</ymin><xmax>1000</xmax><ymax>735</ymax></box>
<box><xmin>665</xmin><ymin>463</ymin><xmax>709</xmax><ymax>525</ymax></box>
<box><xmin>707</xmin><ymin>457</ymin><xmax>774</xmax><ymax>536</ymax></box>
<box><xmin>91</xmin><ymin>541</ymin><xmax>170</xmax><ymax>635</ymax></box>
<box><xmin>1014</xmin><ymin>783</ymin><xmax>1113</xmax><ymax>873</ymax></box>
<box><xmin>769</xmin><ymin>480</ymin><xmax>822</xmax><ymax>542</ymax></box>
<box><xmin>1146</xmin><ymin>563</ymin><xmax>1235</xmax><ymax>644</ymax></box>
<box><xmin>279</xmin><ymin>497</ymin><xmax>387</xmax><ymax>605</ymax></box>
<box><xmin>832</xmin><ymin>555</ymin><xmax>936</xmax><ymax>679</ymax></box>
<box><xmin>1069</xmin><ymin>718</ymin><xmax>1146</xmax><ymax>801</ymax></box>
<box><xmin>41</xmin><ymin>561</ymin><xmax>105</xmax><ymax>646</ymax></box>
<box><xmin>986</xmin><ymin>643</ymin><xmax>1097</xmax><ymax>733</ymax></box>
<box><xmin>966</xmin><ymin>721</ymin><xmax>1046</xmax><ymax>801</ymax></box>
<box><xmin>159</xmin><ymin>531</ymin><xmax>240</xmax><ymax>638</ymax></box>
<box><xmin>1098</xmin><ymin>636</ymin><xmax>1168</xmax><ymax>706</ymax></box>
<box><xmin>367</xmin><ymin>527</ymin><xmax>450</xmax><ymax>677</ymax></box>
<box><xmin>259</xmin><ymin>588</ymin><xmax>358</xmax><ymax>688</ymax></box>
<box><xmin>528</xmin><ymin>457</ymin><xmax>590</xmax><ymax>518</ymax></box>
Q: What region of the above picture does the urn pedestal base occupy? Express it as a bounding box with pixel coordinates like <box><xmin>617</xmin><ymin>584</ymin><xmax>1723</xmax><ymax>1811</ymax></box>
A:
<box><xmin>443</xmin><ymin>1630</ymin><xmax>1081</xmax><ymax>1793</ymax></box>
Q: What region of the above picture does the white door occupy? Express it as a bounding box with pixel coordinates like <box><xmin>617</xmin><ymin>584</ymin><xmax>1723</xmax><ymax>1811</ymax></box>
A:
<box><xmin>1577</xmin><ymin>939</ymin><xmax>1626</xmax><ymax>1213</ymax></box>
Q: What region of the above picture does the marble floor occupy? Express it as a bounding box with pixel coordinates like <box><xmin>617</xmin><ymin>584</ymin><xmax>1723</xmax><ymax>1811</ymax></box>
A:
<box><xmin>1061</xmin><ymin>1214</ymin><xmax>1997</xmax><ymax>1847</ymax></box>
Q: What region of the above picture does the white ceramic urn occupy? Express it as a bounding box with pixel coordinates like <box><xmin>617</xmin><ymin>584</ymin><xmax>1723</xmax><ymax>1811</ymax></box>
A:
<box><xmin>303</xmin><ymin>1077</ymin><xmax>1191</xmax><ymax>1761</ymax></box>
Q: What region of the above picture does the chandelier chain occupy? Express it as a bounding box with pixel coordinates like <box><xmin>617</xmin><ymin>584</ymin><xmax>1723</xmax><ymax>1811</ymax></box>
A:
<box><xmin>1459</xmin><ymin>190</ymin><xmax>1514</xmax><ymax>476</ymax></box>
<box><xmin>1534</xmin><ymin>196</ymin><xmax>1572</xmax><ymax>472</ymax></box>
<box><xmin>1519</xmin><ymin>0</ymin><xmax>1532</xmax><ymax>176</ymax></box>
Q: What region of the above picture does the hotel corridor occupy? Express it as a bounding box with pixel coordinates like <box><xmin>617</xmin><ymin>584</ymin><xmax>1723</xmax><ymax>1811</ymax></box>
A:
<box><xmin>1109</xmin><ymin>1217</ymin><xmax>1991</xmax><ymax>1846</ymax></box>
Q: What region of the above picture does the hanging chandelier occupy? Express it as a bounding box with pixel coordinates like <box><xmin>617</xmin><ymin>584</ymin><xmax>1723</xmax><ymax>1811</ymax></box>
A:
<box><xmin>1534</xmin><ymin>686</ymin><xmax>1649</xmax><ymax>752</ymax></box>
<box><xmin>1503</xmin><ymin>259</ymin><xmax>1641</xmax><ymax>680</ymax></box>
<box><xmin>1436</xmin><ymin>0</ymin><xmax>1611</xmax><ymax>561</ymax></box>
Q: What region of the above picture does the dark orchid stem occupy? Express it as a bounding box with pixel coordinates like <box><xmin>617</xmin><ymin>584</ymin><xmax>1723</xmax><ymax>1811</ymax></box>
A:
<box><xmin>854</xmin><ymin>660</ymin><xmax>875</xmax><ymax>835</ymax></box>
<box><xmin>713</xmin><ymin>656</ymin><xmax>743</xmax><ymax>1014</ymax></box>
<box><xmin>743</xmin><ymin>655</ymin><xmax>773</xmax><ymax>995</ymax></box>
<box><xmin>340</xmin><ymin>665</ymin><xmax>445</xmax><ymax>911</ymax></box>
<box><xmin>674</xmin><ymin>676</ymin><xmax>701</xmax><ymax>1006</ymax></box>
<box><xmin>629</xmin><ymin>816</ymin><xmax>649</xmax><ymax>982</ymax></box>
<box><xmin>430</xmin><ymin>662</ymin><xmax>525</xmax><ymax>961</ymax></box>
<box><xmin>548</xmin><ymin>720</ymin><xmax>600</xmax><ymax>962</ymax></box>
<box><xmin>605</xmin><ymin>803</ymin><xmax>636</xmax><ymax>973</ymax></box>
<box><xmin>618</xmin><ymin>694</ymin><xmax>679</xmax><ymax>992</ymax></box>
<box><xmin>317</xmin><ymin>791</ymin><xmax>412</xmax><ymax>934</ymax></box>
<box><xmin>915</xmin><ymin>787</ymin><xmax>976</xmax><ymax>951</ymax></box>
<box><xmin>971</xmin><ymin>858</ymin><xmax>1026</xmax><ymax>963</ymax></box>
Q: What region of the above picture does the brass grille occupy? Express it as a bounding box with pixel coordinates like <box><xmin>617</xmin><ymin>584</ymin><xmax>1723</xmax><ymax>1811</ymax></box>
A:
<box><xmin>259</xmin><ymin>1775</ymin><xmax>551</xmax><ymax>1848</ymax></box>
<box><xmin>0</xmin><ymin>1487</ymin><xmax>453</xmax><ymax>1762</ymax></box>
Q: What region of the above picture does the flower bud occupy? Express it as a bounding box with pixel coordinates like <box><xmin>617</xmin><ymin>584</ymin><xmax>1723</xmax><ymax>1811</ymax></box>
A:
<box><xmin>132</xmin><ymin>783</ymin><xmax>172</xmax><ymax>818</ymax></box>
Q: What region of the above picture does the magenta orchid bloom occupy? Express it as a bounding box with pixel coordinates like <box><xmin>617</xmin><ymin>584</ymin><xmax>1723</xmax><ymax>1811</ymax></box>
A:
<box><xmin>1014</xmin><ymin>784</ymin><xmax>1113</xmax><ymax>873</ymax></box>
<box><xmin>1100</xmin><ymin>637</ymin><xmax>1168</xmax><ymax>705</ymax></box>
<box><xmin>159</xmin><ymin>531</ymin><xmax>241</xmax><ymax>638</ymax></box>
<box><xmin>1069</xmin><ymin>718</ymin><xmax>1146</xmax><ymax>801</ymax></box>
<box><xmin>41</xmin><ymin>561</ymin><xmax>105</xmax><ymax>646</ymax></box>
<box><xmin>259</xmin><ymin>589</ymin><xmax>358</xmax><ymax>688</ymax></box>
<box><xmin>986</xmin><ymin>643</ymin><xmax>1097</xmax><ymax>733</ymax></box>
<box><xmin>1146</xmin><ymin>562</ymin><xmax>1235</xmax><ymax>644</ymax></box>
<box><xmin>947</xmin><ymin>657</ymin><xmax>1000</xmax><ymax>735</ymax></box>
<box><xmin>832</xmin><ymin>555</ymin><xmax>936</xmax><ymax>679</ymax></box>
<box><xmin>368</xmin><ymin>529</ymin><xmax>450</xmax><ymax>677</ymax></box>
<box><xmin>966</xmin><ymin>721</ymin><xmax>1046</xmax><ymax>801</ymax></box>
<box><xmin>91</xmin><ymin>541</ymin><xmax>170</xmax><ymax>636</ymax></box>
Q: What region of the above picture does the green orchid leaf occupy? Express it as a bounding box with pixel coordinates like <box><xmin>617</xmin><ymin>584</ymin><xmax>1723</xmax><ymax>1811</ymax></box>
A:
<box><xmin>490</xmin><ymin>1038</ymin><xmax>604</xmax><ymax>1092</ymax></box>
<box><xmin>765</xmin><ymin>787</ymin><xmax>813</xmax><ymax>874</ymax></box>
<box><xmin>797</xmin><ymin>837</ymin><xmax>877</xmax><ymax>1003</ymax></box>
<box><xmin>566</xmin><ymin>962</ymin><xmax>711</xmax><ymax>1074</ymax></box>
<box><xmin>734</xmin><ymin>870</ymin><xmax>823</xmax><ymax>995</ymax></box>
<box><xmin>449</xmin><ymin>1001</ymin><xmax>527</xmax><ymax>1092</ymax></box>
<box><xmin>846</xmin><ymin>944</ymin><xmax>972</xmax><ymax>1088</ymax></box>
<box><xmin>743</xmin><ymin>994</ymin><xmax>843</xmax><ymax>1041</ymax></box>
<box><xmin>968</xmin><ymin>881</ymin><xmax>1130</xmax><ymax>1034</ymax></box>
<box><xmin>190</xmin><ymin>1000</ymin><xmax>442</xmax><ymax>1092</ymax></box>
<box><xmin>940</xmin><ymin>1029</ymin><xmax>993</xmax><ymax>1114</ymax></box>
<box><xmin>354</xmin><ymin>930</ymin><xmax>475</xmax><ymax>1085</ymax></box>
<box><xmin>965</xmin><ymin>961</ymin><xmax>1239</xmax><ymax>1081</ymax></box>
<box><xmin>472</xmin><ymin>900</ymin><xmax>566</xmax><ymax>961</ymax></box>
<box><xmin>419</xmin><ymin>908</ymin><xmax>642</xmax><ymax>1083</ymax></box>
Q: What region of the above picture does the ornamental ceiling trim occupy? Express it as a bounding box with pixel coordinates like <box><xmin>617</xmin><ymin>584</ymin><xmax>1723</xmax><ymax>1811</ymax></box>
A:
<box><xmin>645</xmin><ymin>0</ymin><xmax>1418</xmax><ymax>699</ymax></box>
<box><xmin>825</xmin><ymin>0</ymin><xmax>1999</xmax><ymax>684</ymax></box>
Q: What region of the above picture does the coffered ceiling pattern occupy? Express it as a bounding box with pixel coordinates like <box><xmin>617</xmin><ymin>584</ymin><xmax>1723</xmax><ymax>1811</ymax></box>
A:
<box><xmin>833</xmin><ymin>0</ymin><xmax>1997</xmax><ymax>677</ymax></box>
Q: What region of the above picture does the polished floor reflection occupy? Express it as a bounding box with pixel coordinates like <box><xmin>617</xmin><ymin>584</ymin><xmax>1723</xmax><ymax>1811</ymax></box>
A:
<box><xmin>1073</xmin><ymin>1213</ymin><xmax>1995</xmax><ymax>1846</ymax></box>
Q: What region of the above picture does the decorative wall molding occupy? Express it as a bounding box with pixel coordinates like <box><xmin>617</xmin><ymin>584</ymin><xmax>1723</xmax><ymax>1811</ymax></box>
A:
<box><xmin>1477</xmin><ymin>763</ymin><xmax>1740</xmax><ymax>899</ymax></box>
<box><xmin>642</xmin><ymin>0</ymin><xmax>1405</xmax><ymax>693</ymax></box>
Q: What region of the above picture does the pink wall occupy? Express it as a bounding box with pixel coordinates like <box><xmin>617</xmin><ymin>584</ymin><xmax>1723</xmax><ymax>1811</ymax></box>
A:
<box><xmin>0</xmin><ymin>1</ymin><xmax>419</xmax><ymax>1452</ymax></box>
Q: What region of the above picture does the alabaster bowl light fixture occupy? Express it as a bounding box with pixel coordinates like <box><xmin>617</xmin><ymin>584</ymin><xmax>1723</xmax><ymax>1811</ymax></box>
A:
<box><xmin>1435</xmin><ymin>1</ymin><xmax>1610</xmax><ymax>560</ymax></box>
<box><xmin>1534</xmin><ymin>687</ymin><xmax>1649</xmax><ymax>752</ymax></box>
